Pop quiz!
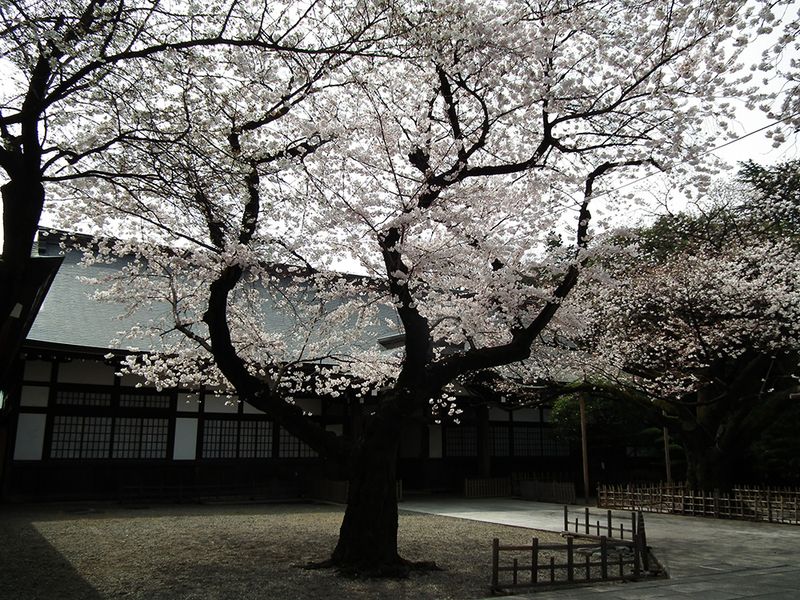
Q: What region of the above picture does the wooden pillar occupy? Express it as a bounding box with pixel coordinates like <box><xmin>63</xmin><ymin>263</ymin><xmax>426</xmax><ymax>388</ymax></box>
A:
<box><xmin>663</xmin><ymin>425</ymin><xmax>673</xmax><ymax>484</ymax></box>
<box><xmin>476</xmin><ymin>403</ymin><xmax>491</xmax><ymax>479</ymax></box>
<box><xmin>579</xmin><ymin>394</ymin><xmax>590</xmax><ymax>505</ymax></box>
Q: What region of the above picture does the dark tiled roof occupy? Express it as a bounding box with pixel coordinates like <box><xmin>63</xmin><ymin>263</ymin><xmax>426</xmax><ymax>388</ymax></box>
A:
<box><xmin>27</xmin><ymin>232</ymin><xmax>401</xmax><ymax>355</ymax></box>
<box><xmin>28</xmin><ymin>249</ymin><xmax>169</xmax><ymax>350</ymax></box>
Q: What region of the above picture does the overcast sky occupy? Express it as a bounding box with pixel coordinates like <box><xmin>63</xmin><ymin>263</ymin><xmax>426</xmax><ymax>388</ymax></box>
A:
<box><xmin>2</xmin><ymin>2</ymin><xmax>798</xmax><ymax>252</ymax></box>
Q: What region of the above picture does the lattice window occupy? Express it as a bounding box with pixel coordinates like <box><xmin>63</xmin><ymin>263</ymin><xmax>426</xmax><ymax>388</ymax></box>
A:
<box><xmin>444</xmin><ymin>426</ymin><xmax>477</xmax><ymax>457</ymax></box>
<box><xmin>112</xmin><ymin>417</ymin><xmax>168</xmax><ymax>459</ymax></box>
<box><xmin>490</xmin><ymin>424</ymin><xmax>510</xmax><ymax>457</ymax></box>
<box><xmin>120</xmin><ymin>392</ymin><xmax>171</xmax><ymax>409</ymax></box>
<box><xmin>50</xmin><ymin>416</ymin><xmax>82</xmax><ymax>459</ymax></box>
<box><xmin>140</xmin><ymin>418</ymin><xmax>169</xmax><ymax>458</ymax></box>
<box><xmin>513</xmin><ymin>425</ymin><xmax>542</xmax><ymax>457</ymax></box>
<box><xmin>202</xmin><ymin>420</ymin><xmax>238</xmax><ymax>458</ymax></box>
<box><xmin>50</xmin><ymin>416</ymin><xmax>112</xmax><ymax>458</ymax></box>
<box><xmin>279</xmin><ymin>428</ymin><xmax>317</xmax><ymax>458</ymax></box>
<box><xmin>113</xmin><ymin>417</ymin><xmax>140</xmax><ymax>458</ymax></box>
<box><xmin>82</xmin><ymin>417</ymin><xmax>112</xmax><ymax>458</ymax></box>
<box><xmin>55</xmin><ymin>390</ymin><xmax>111</xmax><ymax>407</ymax></box>
<box><xmin>239</xmin><ymin>421</ymin><xmax>272</xmax><ymax>458</ymax></box>
<box><xmin>541</xmin><ymin>428</ymin><xmax>570</xmax><ymax>457</ymax></box>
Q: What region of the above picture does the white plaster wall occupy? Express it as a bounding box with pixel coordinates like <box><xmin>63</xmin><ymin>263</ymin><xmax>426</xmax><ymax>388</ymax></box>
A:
<box><xmin>177</xmin><ymin>393</ymin><xmax>200</xmax><ymax>412</ymax></box>
<box><xmin>243</xmin><ymin>402</ymin><xmax>265</xmax><ymax>414</ymax></box>
<box><xmin>203</xmin><ymin>396</ymin><xmax>239</xmax><ymax>413</ymax></box>
<box><xmin>119</xmin><ymin>372</ymin><xmax>146</xmax><ymax>387</ymax></box>
<box><xmin>13</xmin><ymin>413</ymin><xmax>46</xmax><ymax>460</ymax></box>
<box><xmin>489</xmin><ymin>407</ymin><xmax>510</xmax><ymax>421</ymax></box>
<box><xmin>23</xmin><ymin>360</ymin><xmax>51</xmax><ymax>382</ymax></box>
<box><xmin>296</xmin><ymin>398</ymin><xmax>322</xmax><ymax>415</ymax></box>
<box><xmin>326</xmin><ymin>424</ymin><xmax>343</xmax><ymax>436</ymax></box>
<box><xmin>514</xmin><ymin>408</ymin><xmax>540</xmax><ymax>422</ymax></box>
<box><xmin>20</xmin><ymin>385</ymin><xmax>49</xmax><ymax>407</ymax></box>
<box><xmin>173</xmin><ymin>418</ymin><xmax>198</xmax><ymax>460</ymax></box>
<box><xmin>58</xmin><ymin>360</ymin><xmax>115</xmax><ymax>385</ymax></box>
<box><xmin>428</xmin><ymin>425</ymin><xmax>442</xmax><ymax>458</ymax></box>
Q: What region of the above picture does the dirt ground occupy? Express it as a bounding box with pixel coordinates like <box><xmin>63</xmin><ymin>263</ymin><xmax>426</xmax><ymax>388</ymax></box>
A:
<box><xmin>0</xmin><ymin>501</ymin><xmax>566</xmax><ymax>600</ymax></box>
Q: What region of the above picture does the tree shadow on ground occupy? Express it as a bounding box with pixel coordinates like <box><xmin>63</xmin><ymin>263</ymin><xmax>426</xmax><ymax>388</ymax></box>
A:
<box><xmin>0</xmin><ymin>516</ymin><xmax>103</xmax><ymax>600</ymax></box>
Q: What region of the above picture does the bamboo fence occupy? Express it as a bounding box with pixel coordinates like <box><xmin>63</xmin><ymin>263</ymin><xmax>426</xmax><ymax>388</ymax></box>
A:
<box><xmin>597</xmin><ymin>482</ymin><xmax>800</xmax><ymax>525</ymax></box>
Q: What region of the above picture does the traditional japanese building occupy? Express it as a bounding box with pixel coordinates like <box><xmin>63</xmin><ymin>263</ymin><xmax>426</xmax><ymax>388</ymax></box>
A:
<box><xmin>2</xmin><ymin>230</ymin><xmax>574</xmax><ymax>501</ymax></box>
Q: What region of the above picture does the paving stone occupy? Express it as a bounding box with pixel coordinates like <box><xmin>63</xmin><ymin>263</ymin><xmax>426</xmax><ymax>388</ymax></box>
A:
<box><xmin>401</xmin><ymin>497</ymin><xmax>800</xmax><ymax>600</ymax></box>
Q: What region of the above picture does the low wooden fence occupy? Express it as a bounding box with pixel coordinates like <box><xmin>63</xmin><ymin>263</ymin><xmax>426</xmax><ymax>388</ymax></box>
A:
<box><xmin>597</xmin><ymin>483</ymin><xmax>800</xmax><ymax>525</ymax></box>
<box><xmin>519</xmin><ymin>480</ymin><xmax>576</xmax><ymax>504</ymax></box>
<box><xmin>464</xmin><ymin>477</ymin><xmax>512</xmax><ymax>498</ymax></box>
<box><xmin>464</xmin><ymin>476</ymin><xmax>576</xmax><ymax>502</ymax></box>
<box><xmin>563</xmin><ymin>506</ymin><xmax>639</xmax><ymax>541</ymax></box>
<box><xmin>490</xmin><ymin>535</ymin><xmax>644</xmax><ymax>593</ymax></box>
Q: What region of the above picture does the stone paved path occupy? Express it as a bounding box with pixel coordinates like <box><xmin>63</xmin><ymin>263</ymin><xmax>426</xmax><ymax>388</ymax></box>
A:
<box><xmin>401</xmin><ymin>496</ymin><xmax>800</xmax><ymax>599</ymax></box>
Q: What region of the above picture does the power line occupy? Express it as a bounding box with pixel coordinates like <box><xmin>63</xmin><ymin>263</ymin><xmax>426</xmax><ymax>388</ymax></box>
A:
<box><xmin>708</xmin><ymin>111</ymin><xmax>799</xmax><ymax>154</ymax></box>
<box><xmin>593</xmin><ymin>110</ymin><xmax>800</xmax><ymax>198</ymax></box>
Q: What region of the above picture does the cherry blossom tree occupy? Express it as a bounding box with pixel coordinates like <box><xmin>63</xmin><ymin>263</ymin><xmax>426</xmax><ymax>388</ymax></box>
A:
<box><xmin>566</xmin><ymin>162</ymin><xmax>800</xmax><ymax>490</ymax></box>
<box><xmin>754</xmin><ymin>0</ymin><xmax>800</xmax><ymax>145</ymax></box>
<box><xmin>48</xmin><ymin>0</ymin><xmax>780</xmax><ymax>575</ymax></box>
<box><xmin>0</xmin><ymin>0</ymin><xmax>391</xmax><ymax>383</ymax></box>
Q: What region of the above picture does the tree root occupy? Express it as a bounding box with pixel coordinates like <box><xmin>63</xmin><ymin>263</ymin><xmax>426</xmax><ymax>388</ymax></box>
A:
<box><xmin>301</xmin><ymin>556</ymin><xmax>442</xmax><ymax>579</ymax></box>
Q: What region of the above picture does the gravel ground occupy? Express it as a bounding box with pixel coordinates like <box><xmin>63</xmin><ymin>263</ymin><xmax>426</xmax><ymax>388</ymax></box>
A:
<box><xmin>0</xmin><ymin>501</ymin><xmax>568</xmax><ymax>600</ymax></box>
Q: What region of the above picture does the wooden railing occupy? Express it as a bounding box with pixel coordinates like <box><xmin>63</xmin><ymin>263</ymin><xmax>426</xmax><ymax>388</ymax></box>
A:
<box><xmin>597</xmin><ymin>483</ymin><xmax>800</xmax><ymax>525</ymax></box>
<box><xmin>490</xmin><ymin>535</ymin><xmax>644</xmax><ymax>593</ymax></box>
<box><xmin>563</xmin><ymin>506</ymin><xmax>639</xmax><ymax>540</ymax></box>
<box><xmin>464</xmin><ymin>477</ymin><xmax>511</xmax><ymax>498</ymax></box>
<box><xmin>463</xmin><ymin>475</ymin><xmax>577</xmax><ymax>502</ymax></box>
<box><xmin>518</xmin><ymin>480</ymin><xmax>576</xmax><ymax>504</ymax></box>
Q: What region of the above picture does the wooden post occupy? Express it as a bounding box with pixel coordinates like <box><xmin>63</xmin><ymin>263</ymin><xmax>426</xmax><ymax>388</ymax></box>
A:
<box><xmin>550</xmin><ymin>557</ymin><xmax>555</xmax><ymax>583</ymax></box>
<box><xmin>564</xmin><ymin>505</ymin><xmax>569</xmax><ymax>532</ymax></box>
<box><xmin>476</xmin><ymin>403</ymin><xmax>491</xmax><ymax>479</ymax></box>
<box><xmin>512</xmin><ymin>558</ymin><xmax>518</xmax><ymax>586</ymax></box>
<box><xmin>585</xmin><ymin>506</ymin><xmax>590</xmax><ymax>534</ymax></box>
<box><xmin>607</xmin><ymin>509</ymin><xmax>612</xmax><ymax>537</ymax></box>
<box><xmin>637</xmin><ymin>511</ymin><xmax>649</xmax><ymax>571</ymax></box>
<box><xmin>600</xmin><ymin>536</ymin><xmax>608</xmax><ymax>579</ymax></box>
<box><xmin>663</xmin><ymin>425</ymin><xmax>672</xmax><ymax>484</ymax></box>
<box><xmin>567</xmin><ymin>536</ymin><xmax>574</xmax><ymax>582</ymax></box>
<box><xmin>671</xmin><ymin>484</ymin><xmax>676</xmax><ymax>513</ymax></box>
<box><xmin>531</xmin><ymin>538</ymin><xmax>538</xmax><ymax>583</ymax></box>
<box><xmin>579</xmin><ymin>394</ymin><xmax>590</xmax><ymax>505</ymax></box>
<box><xmin>768</xmin><ymin>491</ymin><xmax>773</xmax><ymax>523</ymax></box>
<box><xmin>491</xmin><ymin>538</ymin><xmax>499</xmax><ymax>590</ymax></box>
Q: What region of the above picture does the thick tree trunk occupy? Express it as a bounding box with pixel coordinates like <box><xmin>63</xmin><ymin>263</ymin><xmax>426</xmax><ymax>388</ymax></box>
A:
<box><xmin>330</xmin><ymin>411</ymin><xmax>404</xmax><ymax>575</ymax></box>
<box><xmin>1</xmin><ymin>179</ymin><xmax>44</xmax><ymax>318</ymax></box>
<box><xmin>319</xmin><ymin>391</ymin><xmax>439</xmax><ymax>577</ymax></box>
<box><xmin>684</xmin><ymin>442</ymin><xmax>735</xmax><ymax>492</ymax></box>
<box><xmin>0</xmin><ymin>178</ymin><xmax>46</xmax><ymax>387</ymax></box>
<box><xmin>476</xmin><ymin>403</ymin><xmax>491</xmax><ymax>478</ymax></box>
